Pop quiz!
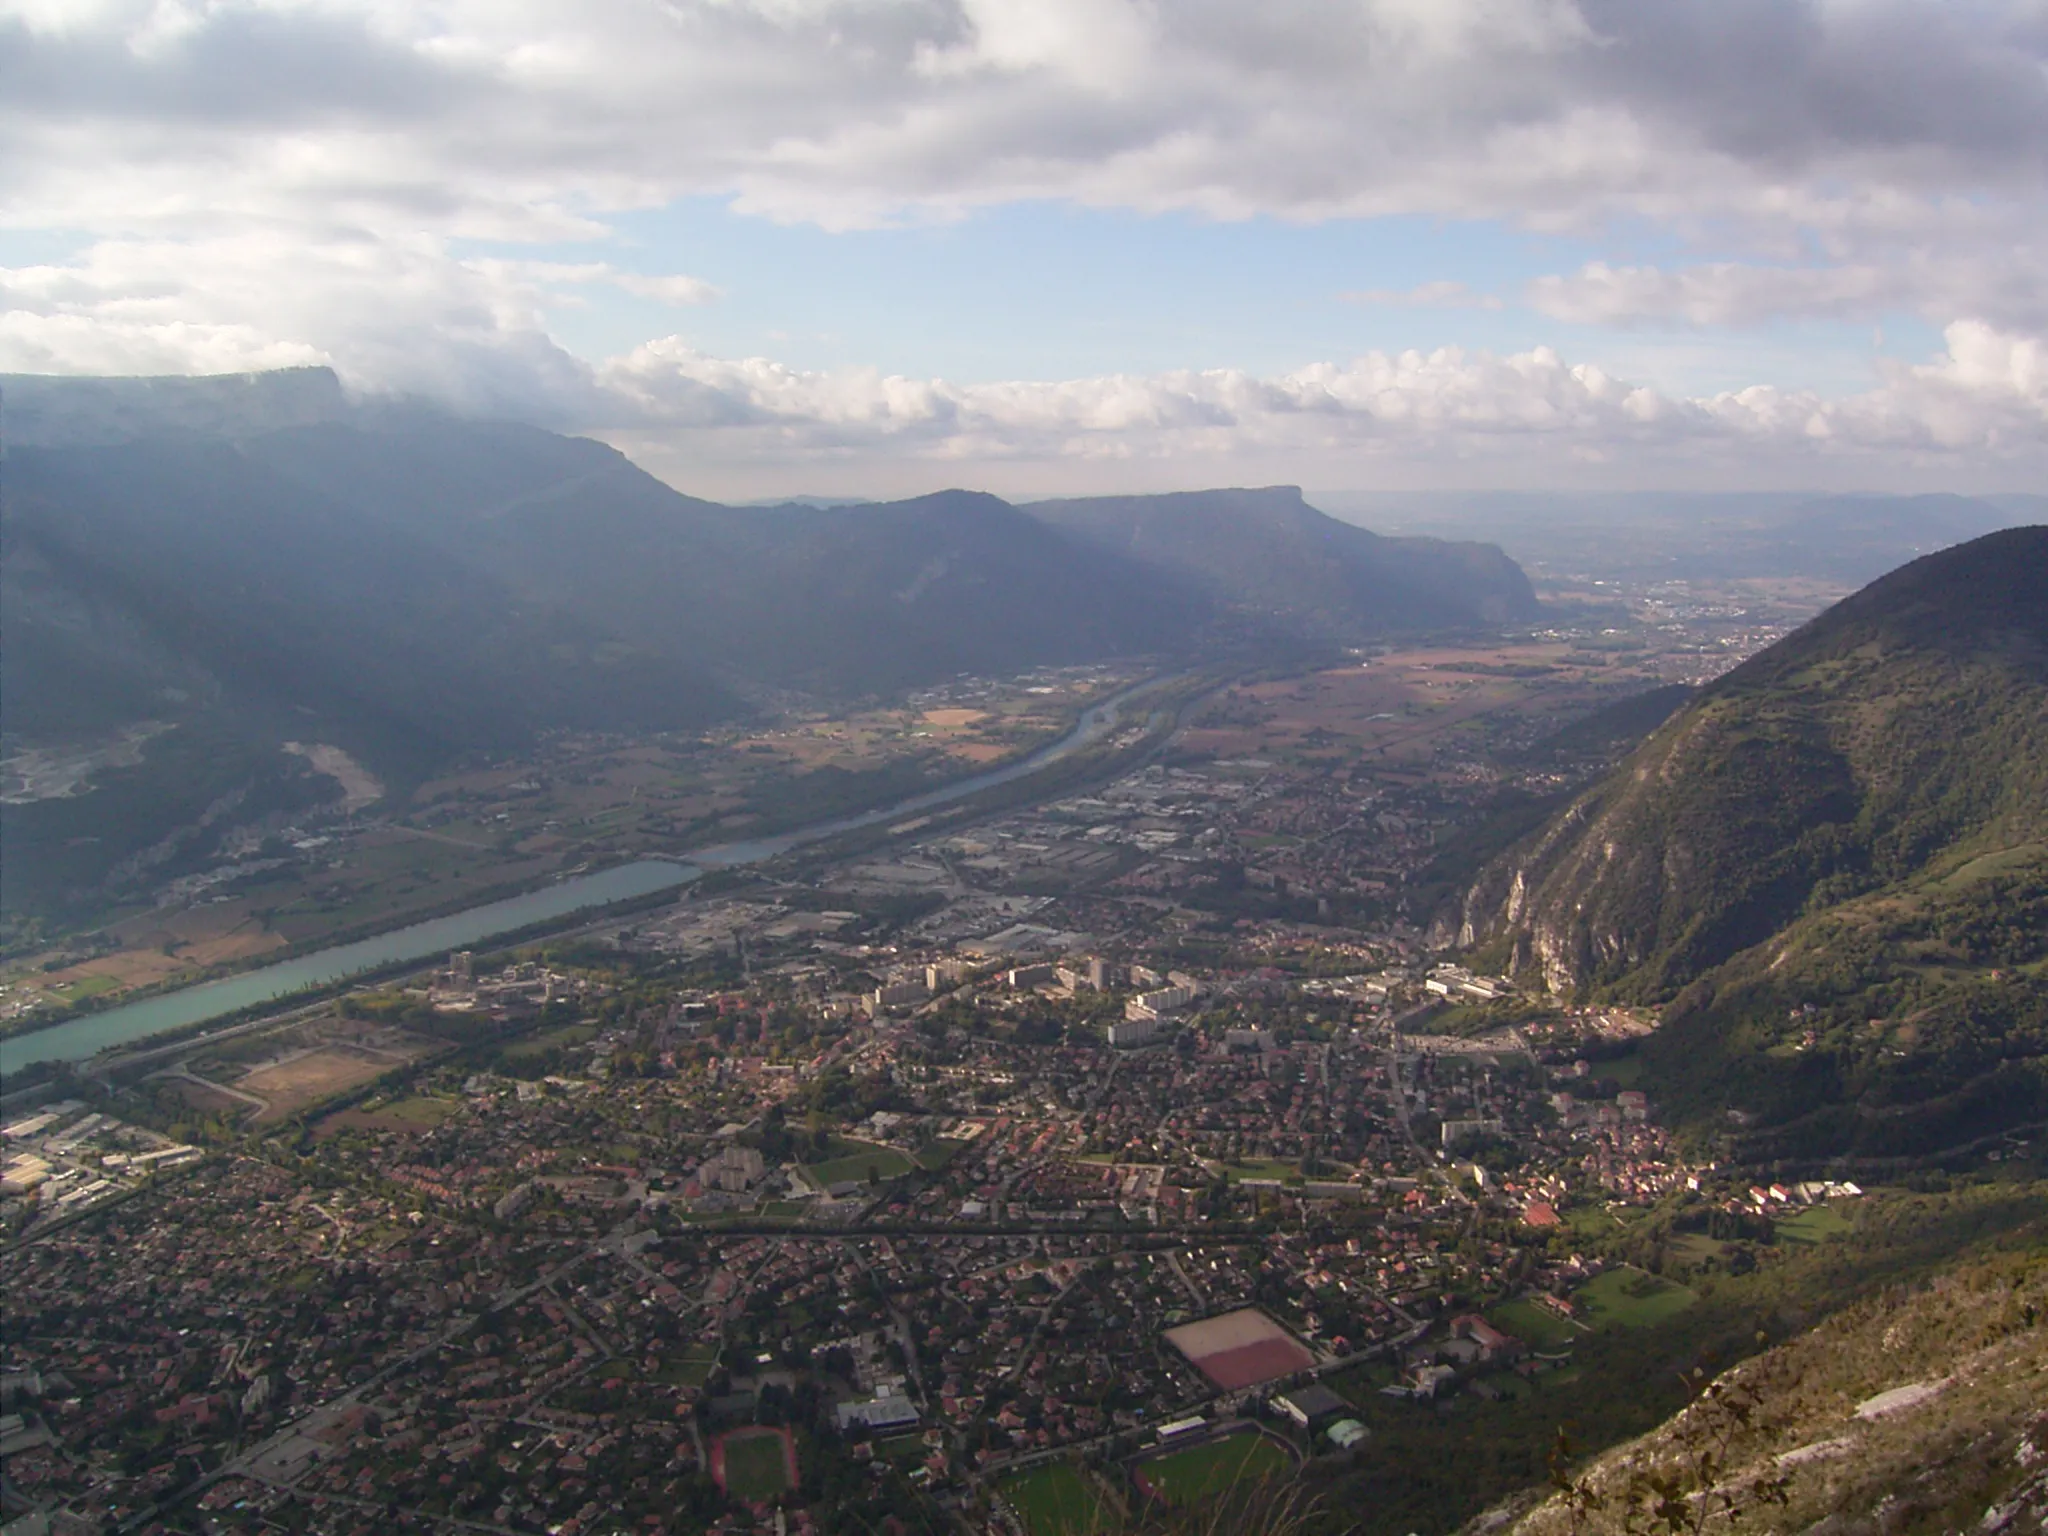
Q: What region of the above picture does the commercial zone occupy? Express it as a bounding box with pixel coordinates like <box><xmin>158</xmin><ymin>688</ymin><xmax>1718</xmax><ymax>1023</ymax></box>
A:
<box><xmin>1164</xmin><ymin>1308</ymin><xmax>1318</xmax><ymax>1392</ymax></box>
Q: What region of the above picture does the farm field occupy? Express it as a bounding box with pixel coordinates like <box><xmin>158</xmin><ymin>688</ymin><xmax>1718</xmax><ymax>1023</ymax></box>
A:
<box><xmin>1135</xmin><ymin>1433</ymin><xmax>1292</xmax><ymax>1506</ymax></box>
<box><xmin>1000</xmin><ymin>1463</ymin><xmax>1116</xmax><ymax>1536</ymax></box>
<box><xmin>1176</xmin><ymin>642</ymin><xmax>1666</xmax><ymax>771</ymax></box>
<box><xmin>1575</xmin><ymin>1267</ymin><xmax>1699</xmax><ymax>1330</ymax></box>
<box><xmin>714</xmin><ymin>1427</ymin><xmax>795</xmax><ymax>1502</ymax></box>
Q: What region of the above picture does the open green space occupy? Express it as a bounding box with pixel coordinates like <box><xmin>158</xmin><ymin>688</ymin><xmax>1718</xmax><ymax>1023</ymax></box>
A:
<box><xmin>1487</xmin><ymin>1298</ymin><xmax>1580</xmax><ymax>1350</ymax></box>
<box><xmin>1138</xmin><ymin>1433</ymin><xmax>1292</xmax><ymax>1505</ymax></box>
<box><xmin>1669</xmin><ymin>1232</ymin><xmax>1731</xmax><ymax>1266</ymax></box>
<box><xmin>656</xmin><ymin>1343</ymin><xmax>720</xmax><ymax>1388</ymax></box>
<box><xmin>1592</xmin><ymin>1051</ymin><xmax>1645</xmax><ymax>1086</ymax></box>
<box><xmin>370</xmin><ymin>1095</ymin><xmax>457</xmax><ymax>1128</ymax></box>
<box><xmin>804</xmin><ymin>1138</ymin><xmax>915</xmax><ymax>1187</ymax></box>
<box><xmin>501</xmin><ymin>1022</ymin><xmax>596</xmax><ymax>1061</ymax></box>
<box><xmin>1574</xmin><ymin>1267</ymin><xmax>1699</xmax><ymax>1330</ymax></box>
<box><xmin>1776</xmin><ymin>1204</ymin><xmax>1855</xmax><ymax>1244</ymax></box>
<box><xmin>1562</xmin><ymin>1202</ymin><xmax>1627</xmax><ymax>1241</ymax></box>
<box><xmin>720</xmin><ymin>1429</ymin><xmax>793</xmax><ymax>1502</ymax></box>
<box><xmin>915</xmin><ymin>1138</ymin><xmax>969</xmax><ymax>1171</ymax></box>
<box><xmin>999</xmin><ymin>1462</ymin><xmax>1115</xmax><ymax>1536</ymax></box>
<box><xmin>49</xmin><ymin>974</ymin><xmax>122</xmax><ymax>1004</ymax></box>
<box><xmin>1325</xmin><ymin>1357</ymin><xmax>1399</xmax><ymax>1407</ymax></box>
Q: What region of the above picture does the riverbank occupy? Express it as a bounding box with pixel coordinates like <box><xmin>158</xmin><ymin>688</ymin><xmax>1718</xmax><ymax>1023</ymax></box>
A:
<box><xmin>0</xmin><ymin>671</ymin><xmax>1195</xmax><ymax>1074</ymax></box>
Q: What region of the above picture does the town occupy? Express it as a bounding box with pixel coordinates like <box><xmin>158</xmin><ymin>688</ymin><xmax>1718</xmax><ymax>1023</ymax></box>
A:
<box><xmin>3</xmin><ymin>609</ymin><xmax>1894</xmax><ymax>1536</ymax></box>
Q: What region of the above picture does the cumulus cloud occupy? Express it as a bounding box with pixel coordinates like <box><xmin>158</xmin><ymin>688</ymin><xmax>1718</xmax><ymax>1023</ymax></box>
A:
<box><xmin>590</xmin><ymin>323</ymin><xmax>2048</xmax><ymax>473</ymax></box>
<box><xmin>3</xmin><ymin>0</ymin><xmax>2046</xmax><ymax>483</ymax></box>
<box><xmin>3</xmin><ymin>0</ymin><xmax>2042</xmax><ymax>235</ymax></box>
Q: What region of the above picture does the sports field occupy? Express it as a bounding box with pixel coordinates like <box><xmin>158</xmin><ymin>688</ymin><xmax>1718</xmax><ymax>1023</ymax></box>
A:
<box><xmin>804</xmin><ymin>1138</ymin><xmax>916</xmax><ymax>1187</ymax></box>
<box><xmin>1164</xmin><ymin>1308</ymin><xmax>1316</xmax><ymax>1390</ymax></box>
<box><xmin>1575</xmin><ymin>1267</ymin><xmax>1698</xmax><ymax>1329</ymax></box>
<box><xmin>713</xmin><ymin>1427</ymin><xmax>795</xmax><ymax>1502</ymax></box>
<box><xmin>1000</xmin><ymin>1463</ymin><xmax>1114</xmax><ymax>1534</ymax></box>
<box><xmin>1134</xmin><ymin>1433</ymin><xmax>1292</xmax><ymax>1506</ymax></box>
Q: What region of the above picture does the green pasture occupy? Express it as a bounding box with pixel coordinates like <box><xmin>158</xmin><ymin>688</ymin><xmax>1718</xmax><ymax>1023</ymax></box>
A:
<box><xmin>1776</xmin><ymin>1204</ymin><xmax>1854</xmax><ymax>1244</ymax></box>
<box><xmin>1575</xmin><ymin>1267</ymin><xmax>1699</xmax><ymax>1330</ymax></box>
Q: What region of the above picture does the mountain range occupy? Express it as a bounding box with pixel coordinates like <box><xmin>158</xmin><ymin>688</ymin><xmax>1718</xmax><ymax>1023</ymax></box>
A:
<box><xmin>1</xmin><ymin>368</ymin><xmax>1535</xmax><ymax>917</ymax></box>
<box><xmin>1462</xmin><ymin>526</ymin><xmax>2048</xmax><ymax>1160</ymax></box>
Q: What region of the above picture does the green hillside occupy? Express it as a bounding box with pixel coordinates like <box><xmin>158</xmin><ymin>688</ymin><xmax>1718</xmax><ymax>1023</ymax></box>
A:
<box><xmin>1462</xmin><ymin>527</ymin><xmax>2048</xmax><ymax>1158</ymax></box>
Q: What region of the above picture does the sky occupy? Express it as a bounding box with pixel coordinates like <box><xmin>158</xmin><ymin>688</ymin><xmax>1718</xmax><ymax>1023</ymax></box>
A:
<box><xmin>2</xmin><ymin>0</ymin><xmax>2045</xmax><ymax>500</ymax></box>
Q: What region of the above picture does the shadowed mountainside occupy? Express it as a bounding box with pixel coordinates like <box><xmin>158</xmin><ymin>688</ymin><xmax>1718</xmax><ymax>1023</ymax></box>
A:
<box><xmin>1027</xmin><ymin>485</ymin><xmax>1540</xmax><ymax>634</ymax></box>
<box><xmin>2</xmin><ymin>372</ymin><xmax>1537</xmax><ymax>921</ymax></box>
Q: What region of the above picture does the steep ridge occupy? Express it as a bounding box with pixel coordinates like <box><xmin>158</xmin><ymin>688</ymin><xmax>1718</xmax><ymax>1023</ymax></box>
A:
<box><xmin>1462</xmin><ymin>528</ymin><xmax>2048</xmax><ymax>1156</ymax></box>
<box><xmin>1473</xmin><ymin>1248</ymin><xmax>2048</xmax><ymax>1536</ymax></box>
<box><xmin>1024</xmin><ymin>485</ymin><xmax>1539</xmax><ymax>635</ymax></box>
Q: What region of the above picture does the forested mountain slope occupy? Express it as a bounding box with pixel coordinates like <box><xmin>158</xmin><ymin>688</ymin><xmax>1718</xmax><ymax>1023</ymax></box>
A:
<box><xmin>1462</xmin><ymin>528</ymin><xmax>2048</xmax><ymax>1157</ymax></box>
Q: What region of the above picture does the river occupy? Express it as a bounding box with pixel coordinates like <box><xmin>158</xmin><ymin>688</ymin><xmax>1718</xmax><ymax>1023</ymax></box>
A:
<box><xmin>0</xmin><ymin>675</ymin><xmax>1179</xmax><ymax>1071</ymax></box>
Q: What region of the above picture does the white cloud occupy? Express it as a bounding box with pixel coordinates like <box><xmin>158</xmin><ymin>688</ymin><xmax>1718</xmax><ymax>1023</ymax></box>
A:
<box><xmin>3</xmin><ymin>0</ymin><xmax>2041</xmax><ymax>236</ymax></box>
<box><xmin>3</xmin><ymin>0</ymin><xmax>2046</xmax><ymax>486</ymax></box>
<box><xmin>0</xmin><ymin>235</ymin><xmax>607</xmax><ymax>419</ymax></box>
<box><xmin>1528</xmin><ymin>252</ymin><xmax>2048</xmax><ymax>333</ymax></box>
<box><xmin>591</xmin><ymin>322</ymin><xmax>2048</xmax><ymax>474</ymax></box>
